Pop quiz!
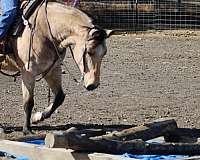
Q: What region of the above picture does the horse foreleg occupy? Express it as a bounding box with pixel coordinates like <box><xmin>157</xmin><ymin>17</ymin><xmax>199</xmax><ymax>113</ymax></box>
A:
<box><xmin>32</xmin><ymin>65</ymin><xmax>65</xmax><ymax>123</ymax></box>
<box><xmin>22</xmin><ymin>72</ymin><xmax>35</xmax><ymax>135</ymax></box>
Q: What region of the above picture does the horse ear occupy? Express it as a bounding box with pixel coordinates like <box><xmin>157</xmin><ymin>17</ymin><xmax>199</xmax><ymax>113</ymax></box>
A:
<box><xmin>91</xmin><ymin>29</ymin><xmax>101</xmax><ymax>39</ymax></box>
<box><xmin>88</xmin><ymin>29</ymin><xmax>102</xmax><ymax>41</ymax></box>
<box><xmin>105</xmin><ymin>30</ymin><xmax>114</xmax><ymax>38</ymax></box>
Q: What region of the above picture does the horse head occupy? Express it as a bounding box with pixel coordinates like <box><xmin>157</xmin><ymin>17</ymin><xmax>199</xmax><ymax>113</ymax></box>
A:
<box><xmin>71</xmin><ymin>27</ymin><xmax>113</xmax><ymax>90</ymax></box>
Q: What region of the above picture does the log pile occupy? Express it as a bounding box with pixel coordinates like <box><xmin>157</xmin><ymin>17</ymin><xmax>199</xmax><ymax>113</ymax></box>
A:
<box><xmin>45</xmin><ymin>118</ymin><xmax>200</xmax><ymax>155</ymax></box>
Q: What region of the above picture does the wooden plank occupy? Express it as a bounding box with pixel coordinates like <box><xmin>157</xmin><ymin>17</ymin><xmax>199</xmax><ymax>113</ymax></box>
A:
<box><xmin>0</xmin><ymin>140</ymin><xmax>134</xmax><ymax>160</ymax></box>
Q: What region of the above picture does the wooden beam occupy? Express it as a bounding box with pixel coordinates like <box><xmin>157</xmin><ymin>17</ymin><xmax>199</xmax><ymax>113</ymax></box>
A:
<box><xmin>0</xmin><ymin>140</ymin><xmax>134</xmax><ymax>160</ymax></box>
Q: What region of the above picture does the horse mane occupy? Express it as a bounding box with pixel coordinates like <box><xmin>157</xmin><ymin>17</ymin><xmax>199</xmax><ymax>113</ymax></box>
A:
<box><xmin>47</xmin><ymin>2</ymin><xmax>94</xmax><ymax>29</ymax></box>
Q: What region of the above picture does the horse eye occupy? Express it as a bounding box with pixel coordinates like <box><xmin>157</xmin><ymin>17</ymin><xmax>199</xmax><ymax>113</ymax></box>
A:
<box><xmin>88</xmin><ymin>51</ymin><xmax>94</xmax><ymax>56</ymax></box>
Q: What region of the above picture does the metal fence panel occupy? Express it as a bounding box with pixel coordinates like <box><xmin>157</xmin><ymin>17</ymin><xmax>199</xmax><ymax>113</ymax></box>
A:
<box><xmin>76</xmin><ymin>0</ymin><xmax>200</xmax><ymax>31</ymax></box>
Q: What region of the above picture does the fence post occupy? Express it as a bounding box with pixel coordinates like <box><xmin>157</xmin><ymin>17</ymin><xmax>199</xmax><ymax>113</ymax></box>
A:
<box><xmin>135</xmin><ymin>0</ymin><xmax>138</xmax><ymax>32</ymax></box>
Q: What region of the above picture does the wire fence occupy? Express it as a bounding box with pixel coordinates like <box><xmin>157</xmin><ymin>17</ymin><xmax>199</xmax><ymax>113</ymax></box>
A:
<box><xmin>67</xmin><ymin>0</ymin><xmax>200</xmax><ymax>31</ymax></box>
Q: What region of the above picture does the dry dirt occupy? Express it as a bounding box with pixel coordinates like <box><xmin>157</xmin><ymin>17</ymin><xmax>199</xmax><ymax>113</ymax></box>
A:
<box><xmin>1</xmin><ymin>31</ymin><xmax>200</xmax><ymax>138</ymax></box>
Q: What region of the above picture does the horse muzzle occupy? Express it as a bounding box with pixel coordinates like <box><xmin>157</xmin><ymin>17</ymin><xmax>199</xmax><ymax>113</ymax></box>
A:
<box><xmin>85</xmin><ymin>83</ymin><xmax>100</xmax><ymax>91</ymax></box>
<box><xmin>83</xmin><ymin>69</ymin><xmax>100</xmax><ymax>91</ymax></box>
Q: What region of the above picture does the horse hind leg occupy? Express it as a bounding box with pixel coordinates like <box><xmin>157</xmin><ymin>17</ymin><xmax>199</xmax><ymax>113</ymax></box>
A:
<box><xmin>32</xmin><ymin>65</ymin><xmax>65</xmax><ymax>124</ymax></box>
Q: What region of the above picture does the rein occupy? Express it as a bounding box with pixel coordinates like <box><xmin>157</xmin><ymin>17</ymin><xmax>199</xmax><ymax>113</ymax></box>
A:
<box><xmin>35</xmin><ymin>0</ymin><xmax>59</xmax><ymax>82</ymax></box>
<box><xmin>43</xmin><ymin>0</ymin><xmax>84</xmax><ymax>84</ymax></box>
<box><xmin>0</xmin><ymin>63</ymin><xmax>20</xmax><ymax>82</ymax></box>
<box><xmin>26</xmin><ymin>0</ymin><xmax>58</xmax><ymax>82</ymax></box>
<box><xmin>27</xmin><ymin>0</ymin><xmax>45</xmax><ymax>70</ymax></box>
<box><xmin>26</xmin><ymin>0</ymin><xmax>65</xmax><ymax>82</ymax></box>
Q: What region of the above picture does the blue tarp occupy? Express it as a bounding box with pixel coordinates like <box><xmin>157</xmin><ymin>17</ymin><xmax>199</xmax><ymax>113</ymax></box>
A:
<box><xmin>24</xmin><ymin>139</ymin><xmax>45</xmax><ymax>145</ymax></box>
<box><xmin>0</xmin><ymin>151</ymin><xmax>29</xmax><ymax>160</ymax></box>
<box><xmin>122</xmin><ymin>153</ymin><xmax>189</xmax><ymax>160</ymax></box>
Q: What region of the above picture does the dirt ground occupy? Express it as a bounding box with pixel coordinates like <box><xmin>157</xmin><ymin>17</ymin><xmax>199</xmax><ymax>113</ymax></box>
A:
<box><xmin>1</xmin><ymin>31</ymin><xmax>200</xmax><ymax>139</ymax></box>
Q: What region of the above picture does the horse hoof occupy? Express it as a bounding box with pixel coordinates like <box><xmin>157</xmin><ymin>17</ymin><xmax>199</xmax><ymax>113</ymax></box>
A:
<box><xmin>23</xmin><ymin>128</ymin><xmax>34</xmax><ymax>135</ymax></box>
<box><xmin>32</xmin><ymin>112</ymin><xmax>43</xmax><ymax>124</ymax></box>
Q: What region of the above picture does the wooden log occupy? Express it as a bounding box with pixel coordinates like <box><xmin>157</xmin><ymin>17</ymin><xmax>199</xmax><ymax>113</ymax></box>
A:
<box><xmin>45</xmin><ymin>127</ymin><xmax>106</xmax><ymax>148</ymax></box>
<box><xmin>164</xmin><ymin>128</ymin><xmax>200</xmax><ymax>143</ymax></box>
<box><xmin>45</xmin><ymin>118</ymin><xmax>177</xmax><ymax>148</ymax></box>
<box><xmin>60</xmin><ymin>127</ymin><xmax>107</xmax><ymax>138</ymax></box>
<box><xmin>45</xmin><ymin>130</ymin><xmax>145</xmax><ymax>152</ymax></box>
<box><xmin>144</xmin><ymin>143</ymin><xmax>200</xmax><ymax>155</ymax></box>
<box><xmin>92</xmin><ymin>118</ymin><xmax>177</xmax><ymax>141</ymax></box>
<box><xmin>45</xmin><ymin>130</ymin><xmax>200</xmax><ymax>155</ymax></box>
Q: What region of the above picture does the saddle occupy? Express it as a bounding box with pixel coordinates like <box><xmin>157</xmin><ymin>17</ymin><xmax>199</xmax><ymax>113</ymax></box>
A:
<box><xmin>12</xmin><ymin>0</ymin><xmax>45</xmax><ymax>37</ymax></box>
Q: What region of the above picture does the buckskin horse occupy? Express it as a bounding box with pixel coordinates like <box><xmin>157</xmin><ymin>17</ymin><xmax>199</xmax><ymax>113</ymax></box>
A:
<box><xmin>0</xmin><ymin>1</ymin><xmax>113</xmax><ymax>134</ymax></box>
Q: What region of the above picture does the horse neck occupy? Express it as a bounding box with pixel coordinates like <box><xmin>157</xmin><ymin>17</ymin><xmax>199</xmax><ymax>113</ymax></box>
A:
<box><xmin>38</xmin><ymin>3</ymin><xmax>94</xmax><ymax>47</ymax></box>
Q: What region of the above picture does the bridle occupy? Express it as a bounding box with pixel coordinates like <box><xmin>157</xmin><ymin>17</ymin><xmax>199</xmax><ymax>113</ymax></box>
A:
<box><xmin>68</xmin><ymin>39</ymin><xmax>90</xmax><ymax>83</ymax></box>
<box><xmin>68</xmin><ymin>45</ymin><xmax>85</xmax><ymax>83</ymax></box>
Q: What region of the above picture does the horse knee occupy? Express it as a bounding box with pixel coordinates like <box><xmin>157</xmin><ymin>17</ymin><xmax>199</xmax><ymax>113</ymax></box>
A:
<box><xmin>23</xmin><ymin>98</ymin><xmax>34</xmax><ymax>114</ymax></box>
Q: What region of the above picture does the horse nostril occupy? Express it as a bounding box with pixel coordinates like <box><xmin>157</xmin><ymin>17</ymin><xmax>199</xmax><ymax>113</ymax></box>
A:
<box><xmin>86</xmin><ymin>84</ymin><xmax>99</xmax><ymax>91</ymax></box>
